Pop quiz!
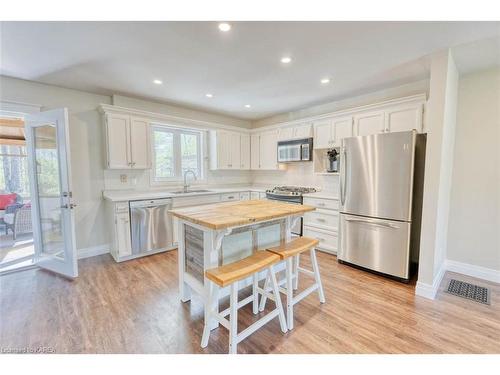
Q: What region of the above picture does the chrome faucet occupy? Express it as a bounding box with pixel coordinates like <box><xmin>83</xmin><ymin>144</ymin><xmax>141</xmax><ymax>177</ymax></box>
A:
<box><xmin>183</xmin><ymin>169</ymin><xmax>197</xmax><ymax>193</ymax></box>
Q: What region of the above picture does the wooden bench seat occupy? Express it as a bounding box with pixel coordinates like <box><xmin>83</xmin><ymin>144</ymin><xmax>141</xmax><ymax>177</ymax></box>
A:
<box><xmin>205</xmin><ymin>251</ymin><xmax>281</xmax><ymax>287</ymax></box>
<box><xmin>266</xmin><ymin>237</ymin><xmax>319</xmax><ymax>259</ymax></box>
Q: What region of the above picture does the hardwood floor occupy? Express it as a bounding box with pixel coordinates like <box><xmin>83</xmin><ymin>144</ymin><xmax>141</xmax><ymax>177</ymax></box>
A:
<box><xmin>0</xmin><ymin>250</ymin><xmax>499</xmax><ymax>354</ymax></box>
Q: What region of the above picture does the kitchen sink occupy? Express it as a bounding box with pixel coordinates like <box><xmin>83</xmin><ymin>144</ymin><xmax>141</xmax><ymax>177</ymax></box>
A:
<box><xmin>171</xmin><ymin>189</ymin><xmax>213</xmax><ymax>194</ymax></box>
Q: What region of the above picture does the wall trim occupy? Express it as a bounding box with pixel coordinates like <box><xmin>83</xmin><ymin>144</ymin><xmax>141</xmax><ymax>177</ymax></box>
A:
<box><xmin>77</xmin><ymin>244</ymin><xmax>109</xmax><ymax>259</ymax></box>
<box><xmin>415</xmin><ymin>261</ymin><xmax>447</xmax><ymax>300</ymax></box>
<box><xmin>445</xmin><ymin>260</ymin><xmax>500</xmax><ymax>284</ymax></box>
<box><xmin>0</xmin><ymin>100</ymin><xmax>42</xmax><ymax>115</ymax></box>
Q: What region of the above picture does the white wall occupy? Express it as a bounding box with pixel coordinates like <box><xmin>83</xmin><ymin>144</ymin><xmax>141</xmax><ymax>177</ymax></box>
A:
<box><xmin>0</xmin><ymin>75</ymin><xmax>111</xmax><ymax>251</ymax></box>
<box><xmin>447</xmin><ymin>67</ymin><xmax>500</xmax><ymax>272</ymax></box>
<box><xmin>112</xmin><ymin>95</ymin><xmax>251</xmax><ymax>129</ymax></box>
<box><xmin>416</xmin><ymin>50</ymin><xmax>459</xmax><ymax>296</ymax></box>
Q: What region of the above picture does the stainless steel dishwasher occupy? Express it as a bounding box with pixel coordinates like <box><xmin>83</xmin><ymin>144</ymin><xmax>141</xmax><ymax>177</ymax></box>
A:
<box><xmin>129</xmin><ymin>198</ymin><xmax>174</xmax><ymax>255</ymax></box>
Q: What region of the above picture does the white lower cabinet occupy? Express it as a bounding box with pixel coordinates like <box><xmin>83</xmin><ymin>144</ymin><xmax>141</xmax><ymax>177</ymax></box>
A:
<box><xmin>220</xmin><ymin>192</ymin><xmax>240</xmax><ymax>202</ymax></box>
<box><xmin>239</xmin><ymin>191</ymin><xmax>250</xmax><ymax>200</ymax></box>
<box><xmin>115</xmin><ymin>212</ymin><xmax>132</xmax><ymax>258</ymax></box>
<box><xmin>303</xmin><ymin>196</ymin><xmax>339</xmax><ymax>255</ymax></box>
<box><xmin>250</xmin><ymin>191</ymin><xmax>260</xmax><ymax>200</ymax></box>
<box><xmin>303</xmin><ymin>226</ymin><xmax>338</xmax><ymax>254</ymax></box>
<box><xmin>107</xmin><ymin>201</ymin><xmax>132</xmax><ymax>261</ymax></box>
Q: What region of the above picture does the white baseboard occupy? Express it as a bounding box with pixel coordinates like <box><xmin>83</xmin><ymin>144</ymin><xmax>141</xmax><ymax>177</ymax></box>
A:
<box><xmin>415</xmin><ymin>262</ymin><xmax>446</xmax><ymax>300</ymax></box>
<box><xmin>445</xmin><ymin>260</ymin><xmax>500</xmax><ymax>284</ymax></box>
<box><xmin>416</xmin><ymin>259</ymin><xmax>500</xmax><ymax>300</ymax></box>
<box><xmin>77</xmin><ymin>244</ymin><xmax>109</xmax><ymax>259</ymax></box>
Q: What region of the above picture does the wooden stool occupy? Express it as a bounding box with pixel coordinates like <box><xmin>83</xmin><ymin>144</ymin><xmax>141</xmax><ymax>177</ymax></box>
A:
<box><xmin>202</xmin><ymin>251</ymin><xmax>288</xmax><ymax>354</ymax></box>
<box><xmin>260</xmin><ymin>237</ymin><xmax>325</xmax><ymax>330</ymax></box>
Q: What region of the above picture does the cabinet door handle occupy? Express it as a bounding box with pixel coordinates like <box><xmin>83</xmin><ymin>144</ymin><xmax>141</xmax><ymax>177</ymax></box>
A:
<box><xmin>318</xmin><ymin>202</ymin><xmax>326</xmax><ymax>207</ymax></box>
<box><xmin>316</xmin><ymin>218</ymin><xmax>326</xmax><ymax>223</ymax></box>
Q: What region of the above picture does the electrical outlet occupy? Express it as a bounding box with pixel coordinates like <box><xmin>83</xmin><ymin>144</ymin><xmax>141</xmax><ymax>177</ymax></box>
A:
<box><xmin>120</xmin><ymin>174</ymin><xmax>128</xmax><ymax>184</ymax></box>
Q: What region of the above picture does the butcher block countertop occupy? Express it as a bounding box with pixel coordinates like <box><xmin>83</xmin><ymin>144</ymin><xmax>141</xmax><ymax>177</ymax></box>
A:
<box><xmin>169</xmin><ymin>200</ymin><xmax>315</xmax><ymax>230</ymax></box>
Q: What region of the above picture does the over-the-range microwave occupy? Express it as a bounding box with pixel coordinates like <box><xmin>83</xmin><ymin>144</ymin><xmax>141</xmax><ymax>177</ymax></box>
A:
<box><xmin>277</xmin><ymin>138</ymin><xmax>313</xmax><ymax>163</ymax></box>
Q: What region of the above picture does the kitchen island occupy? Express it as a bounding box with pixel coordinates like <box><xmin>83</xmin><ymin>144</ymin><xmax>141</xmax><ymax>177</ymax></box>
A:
<box><xmin>170</xmin><ymin>200</ymin><xmax>315</xmax><ymax>316</ymax></box>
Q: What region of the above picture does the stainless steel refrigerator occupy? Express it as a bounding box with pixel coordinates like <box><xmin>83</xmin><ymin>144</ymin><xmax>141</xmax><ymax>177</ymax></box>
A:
<box><xmin>338</xmin><ymin>130</ymin><xmax>426</xmax><ymax>282</ymax></box>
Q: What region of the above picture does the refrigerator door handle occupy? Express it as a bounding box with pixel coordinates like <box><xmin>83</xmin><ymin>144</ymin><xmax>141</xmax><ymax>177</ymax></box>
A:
<box><xmin>340</xmin><ymin>147</ymin><xmax>347</xmax><ymax>206</ymax></box>
<box><xmin>344</xmin><ymin>217</ymin><xmax>400</xmax><ymax>229</ymax></box>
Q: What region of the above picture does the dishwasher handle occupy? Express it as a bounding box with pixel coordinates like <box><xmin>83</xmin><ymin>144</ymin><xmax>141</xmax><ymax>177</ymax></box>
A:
<box><xmin>129</xmin><ymin>198</ymin><xmax>172</xmax><ymax>209</ymax></box>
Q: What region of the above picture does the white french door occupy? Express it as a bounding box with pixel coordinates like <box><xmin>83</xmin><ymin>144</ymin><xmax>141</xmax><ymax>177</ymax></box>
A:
<box><xmin>25</xmin><ymin>108</ymin><xmax>78</xmax><ymax>278</ymax></box>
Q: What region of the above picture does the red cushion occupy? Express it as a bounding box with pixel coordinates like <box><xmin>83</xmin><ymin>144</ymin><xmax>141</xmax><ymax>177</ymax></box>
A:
<box><xmin>0</xmin><ymin>193</ymin><xmax>17</xmax><ymax>210</ymax></box>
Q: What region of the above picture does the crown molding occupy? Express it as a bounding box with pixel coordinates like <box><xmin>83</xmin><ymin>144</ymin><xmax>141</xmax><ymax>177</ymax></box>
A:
<box><xmin>250</xmin><ymin>93</ymin><xmax>427</xmax><ymax>133</ymax></box>
<box><xmin>98</xmin><ymin>104</ymin><xmax>251</xmax><ymax>133</ymax></box>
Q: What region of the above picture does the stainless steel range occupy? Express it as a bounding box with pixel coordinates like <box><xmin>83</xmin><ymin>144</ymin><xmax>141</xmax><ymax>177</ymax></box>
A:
<box><xmin>265</xmin><ymin>186</ymin><xmax>317</xmax><ymax>236</ymax></box>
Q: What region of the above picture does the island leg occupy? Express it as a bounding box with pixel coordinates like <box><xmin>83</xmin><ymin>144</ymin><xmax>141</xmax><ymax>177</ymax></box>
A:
<box><xmin>177</xmin><ymin>221</ymin><xmax>191</xmax><ymax>302</ymax></box>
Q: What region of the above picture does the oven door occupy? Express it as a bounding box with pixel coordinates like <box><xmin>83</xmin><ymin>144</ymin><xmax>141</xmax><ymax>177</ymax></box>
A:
<box><xmin>265</xmin><ymin>195</ymin><xmax>303</xmax><ymax>236</ymax></box>
<box><xmin>277</xmin><ymin>143</ymin><xmax>302</xmax><ymax>162</ymax></box>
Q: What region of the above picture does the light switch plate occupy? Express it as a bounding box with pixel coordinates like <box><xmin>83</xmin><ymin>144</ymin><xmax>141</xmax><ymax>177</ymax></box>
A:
<box><xmin>120</xmin><ymin>174</ymin><xmax>128</xmax><ymax>183</ymax></box>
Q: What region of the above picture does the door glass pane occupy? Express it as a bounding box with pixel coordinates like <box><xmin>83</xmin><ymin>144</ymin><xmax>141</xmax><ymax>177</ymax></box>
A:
<box><xmin>34</xmin><ymin>125</ymin><xmax>64</xmax><ymax>259</ymax></box>
<box><xmin>180</xmin><ymin>132</ymin><xmax>200</xmax><ymax>177</ymax></box>
<box><xmin>153</xmin><ymin>130</ymin><xmax>174</xmax><ymax>178</ymax></box>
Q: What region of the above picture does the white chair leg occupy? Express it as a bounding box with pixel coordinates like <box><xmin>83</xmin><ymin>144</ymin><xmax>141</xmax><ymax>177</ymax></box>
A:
<box><xmin>201</xmin><ymin>281</ymin><xmax>216</xmax><ymax>348</ymax></box>
<box><xmin>285</xmin><ymin>257</ymin><xmax>294</xmax><ymax>330</ymax></box>
<box><xmin>293</xmin><ymin>254</ymin><xmax>300</xmax><ymax>290</ymax></box>
<box><xmin>269</xmin><ymin>265</ymin><xmax>288</xmax><ymax>333</ymax></box>
<box><xmin>310</xmin><ymin>248</ymin><xmax>325</xmax><ymax>303</ymax></box>
<box><xmin>229</xmin><ymin>282</ymin><xmax>239</xmax><ymax>354</ymax></box>
<box><xmin>258</xmin><ymin>272</ymin><xmax>270</xmax><ymax>312</ymax></box>
<box><xmin>252</xmin><ymin>273</ymin><xmax>259</xmax><ymax>314</ymax></box>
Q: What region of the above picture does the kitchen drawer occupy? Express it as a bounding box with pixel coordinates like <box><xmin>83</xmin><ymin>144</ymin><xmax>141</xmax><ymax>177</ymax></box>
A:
<box><xmin>303</xmin><ymin>196</ymin><xmax>339</xmax><ymax>210</ymax></box>
<box><xmin>303</xmin><ymin>226</ymin><xmax>338</xmax><ymax>254</ymax></box>
<box><xmin>304</xmin><ymin>209</ymin><xmax>339</xmax><ymax>230</ymax></box>
<box><xmin>221</xmin><ymin>192</ymin><xmax>240</xmax><ymax>202</ymax></box>
<box><xmin>115</xmin><ymin>201</ymin><xmax>129</xmax><ymax>213</ymax></box>
<box><xmin>239</xmin><ymin>191</ymin><xmax>250</xmax><ymax>200</ymax></box>
<box><xmin>172</xmin><ymin>194</ymin><xmax>221</xmax><ymax>208</ymax></box>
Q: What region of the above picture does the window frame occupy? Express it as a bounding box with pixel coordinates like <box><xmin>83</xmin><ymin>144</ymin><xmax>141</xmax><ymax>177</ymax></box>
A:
<box><xmin>150</xmin><ymin>124</ymin><xmax>205</xmax><ymax>185</ymax></box>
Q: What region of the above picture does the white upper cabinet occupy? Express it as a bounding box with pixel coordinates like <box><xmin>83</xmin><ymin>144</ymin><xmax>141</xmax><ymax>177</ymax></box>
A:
<box><xmin>313</xmin><ymin>119</ymin><xmax>333</xmax><ymax>149</ymax></box>
<box><xmin>384</xmin><ymin>103</ymin><xmax>424</xmax><ymax>133</ymax></box>
<box><xmin>250</xmin><ymin>130</ymin><xmax>278</xmax><ymax>170</ymax></box>
<box><xmin>250</xmin><ymin>134</ymin><xmax>260</xmax><ymax>169</ymax></box>
<box><xmin>278</xmin><ymin>127</ymin><xmax>295</xmax><ymax>141</ymax></box>
<box><xmin>278</xmin><ymin>123</ymin><xmax>312</xmax><ymax>141</ymax></box>
<box><xmin>259</xmin><ymin>130</ymin><xmax>278</xmax><ymax>170</ymax></box>
<box><xmin>105</xmin><ymin>113</ymin><xmax>150</xmax><ymax>169</ymax></box>
<box><xmin>294</xmin><ymin>123</ymin><xmax>313</xmax><ymax>139</ymax></box>
<box><xmin>332</xmin><ymin>116</ymin><xmax>353</xmax><ymax>146</ymax></box>
<box><xmin>313</xmin><ymin>117</ymin><xmax>352</xmax><ymax>148</ymax></box>
<box><xmin>240</xmin><ymin>134</ymin><xmax>251</xmax><ymax>170</ymax></box>
<box><xmin>129</xmin><ymin>117</ymin><xmax>150</xmax><ymax>169</ymax></box>
<box><xmin>353</xmin><ymin>111</ymin><xmax>385</xmax><ymax>137</ymax></box>
<box><xmin>210</xmin><ymin>130</ymin><xmax>250</xmax><ymax>170</ymax></box>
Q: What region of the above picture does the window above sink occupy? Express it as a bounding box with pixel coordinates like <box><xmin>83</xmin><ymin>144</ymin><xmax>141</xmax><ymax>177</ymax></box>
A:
<box><xmin>151</xmin><ymin>125</ymin><xmax>204</xmax><ymax>184</ymax></box>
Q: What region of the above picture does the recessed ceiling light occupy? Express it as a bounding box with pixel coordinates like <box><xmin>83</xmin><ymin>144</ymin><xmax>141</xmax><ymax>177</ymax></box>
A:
<box><xmin>320</xmin><ymin>78</ymin><xmax>331</xmax><ymax>84</ymax></box>
<box><xmin>206</xmin><ymin>93</ymin><xmax>213</xmax><ymax>98</ymax></box>
<box><xmin>153</xmin><ymin>79</ymin><xmax>163</xmax><ymax>85</ymax></box>
<box><xmin>218</xmin><ymin>23</ymin><xmax>231</xmax><ymax>32</ymax></box>
<box><xmin>244</xmin><ymin>104</ymin><xmax>251</xmax><ymax>108</ymax></box>
<box><xmin>281</xmin><ymin>56</ymin><xmax>292</xmax><ymax>64</ymax></box>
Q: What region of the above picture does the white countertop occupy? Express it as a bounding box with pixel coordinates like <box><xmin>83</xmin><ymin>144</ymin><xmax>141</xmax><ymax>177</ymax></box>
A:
<box><xmin>103</xmin><ymin>186</ymin><xmax>268</xmax><ymax>202</ymax></box>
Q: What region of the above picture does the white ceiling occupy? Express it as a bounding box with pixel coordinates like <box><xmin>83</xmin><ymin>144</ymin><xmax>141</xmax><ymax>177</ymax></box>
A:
<box><xmin>1</xmin><ymin>21</ymin><xmax>499</xmax><ymax>120</ymax></box>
